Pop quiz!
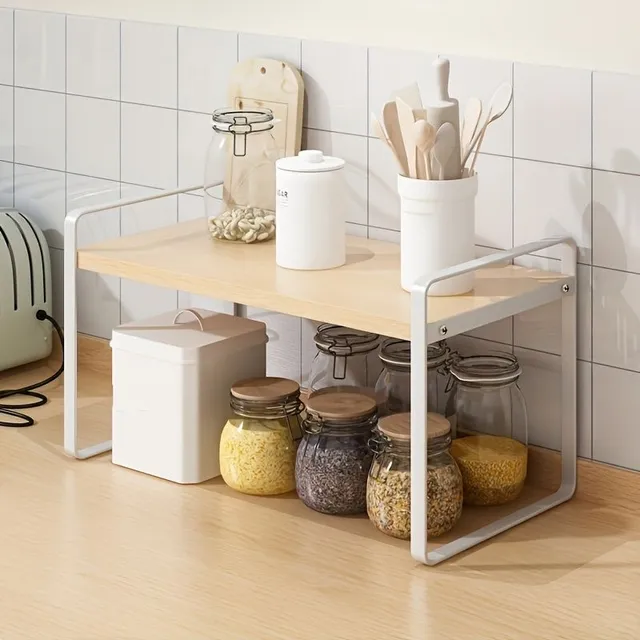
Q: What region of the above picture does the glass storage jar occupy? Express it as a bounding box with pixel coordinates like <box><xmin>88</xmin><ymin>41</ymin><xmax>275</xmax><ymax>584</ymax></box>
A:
<box><xmin>374</xmin><ymin>339</ymin><xmax>449</xmax><ymax>416</ymax></box>
<box><xmin>219</xmin><ymin>377</ymin><xmax>303</xmax><ymax>495</ymax></box>
<box><xmin>204</xmin><ymin>108</ymin><xmax>282</xmax><ymax>243</ymax></box>
<box><xmin>308</xmin><ymin>324</ymin><xmax>379</xmax><ymax>393</ymax></box>
<box><xmin>445</xmin><ymin>354</ymin><xmax>528</xmax><ymax>506</ymax></box>
<box><xmin>295</xmin><ymin>389</ymin><xmax>377</xmax><ymax>515</ymax></box>
<box><xmin>366</xmin><ymin>413</ymin><xmax>463</xmax><ymax>540</ymax></box>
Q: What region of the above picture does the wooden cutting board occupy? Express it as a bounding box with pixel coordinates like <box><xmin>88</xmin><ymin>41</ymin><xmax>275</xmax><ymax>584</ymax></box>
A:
<box><xmin>225</xmin><ymin>58</ymin><xmax>304</xmax><ymax>212</ymax></box>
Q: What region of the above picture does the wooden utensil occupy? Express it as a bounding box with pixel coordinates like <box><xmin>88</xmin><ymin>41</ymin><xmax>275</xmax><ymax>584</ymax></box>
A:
<box><xmin>382</xmin><ymin>101</ymin><xmax>409</xmax><ymax>176</ymax></box>
<box><xmin>460</xmin><ymin>97</ymin><xmax>483</xmax><ymax>162</ymax></box>
<box><xmin>463</xmin><ymin>82</ymin><xmax>513</xmax><ymax>171</ymax></box>
<box><xmin>395</xmin><ymin>82</ymin><xmax>423</xmax><ymax>111</ymax></box>
<box><xmin>432</xmin><ymin>122</ymin><xmax>457</xmax><ymax>181</ymax></box>
<box><xmin>371</xmin><ymin>114</ymin><xmax>405</xmax><ymax>173</ymax></box>
<box><xmin>424</xmin><ymin>58</ymin><xmax>461</xmax><ymax>180</ymax></box>
<box><xmin>412</xmin><ymin>108</ymin><xmax>427</xmax><ymax>179</ymax></box>
<box><xmin>414</xmin><ymin>119</ymin><xmax>436</xmax><ymax>180</ymax></box>
<box><xmin>395</xmin><ymin>97</ymin><xmax>418</xmax><ymax>179</ymax></box>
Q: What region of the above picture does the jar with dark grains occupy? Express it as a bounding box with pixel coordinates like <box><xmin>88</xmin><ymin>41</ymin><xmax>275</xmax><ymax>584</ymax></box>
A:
<box><xmin>366</xmin><ymin>412</ymin><xmax>463</xmax><ymax>540</ymax></box>
<box><xmin>374</xmin><ymin>339</ymin><xmax>449</xmax><ymax>416</ymax></box>
<box><xmin>295</xmin><ymin>389</ymin><xmax>377</xmax><ymax>515</ymax></box>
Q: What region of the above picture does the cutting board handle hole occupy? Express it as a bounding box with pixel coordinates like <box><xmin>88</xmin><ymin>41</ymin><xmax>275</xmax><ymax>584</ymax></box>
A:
<box><xmin>260</xmin><ymin>66</ymin><xmax>267</xmax><ymax>75</ymax></box>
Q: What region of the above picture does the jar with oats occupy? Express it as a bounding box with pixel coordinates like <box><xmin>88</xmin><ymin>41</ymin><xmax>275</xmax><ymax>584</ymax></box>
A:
<box><xmin>445</xmin><ymin>354</ymin><xmax>528</xmax><ymax>506</ymax></box>
<box><xmin>219</xmin><ymin>377</ymin><xmax>303</xmax><ymax>495</ymax></box>
<box><xmin>366</xmin><ymin>413</ymin><xmax>463</xmax><ymax>540</ymax></box>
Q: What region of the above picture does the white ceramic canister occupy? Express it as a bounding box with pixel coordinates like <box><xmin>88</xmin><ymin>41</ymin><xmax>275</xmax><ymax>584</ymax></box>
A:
<box><xmin>275</xmin><ymin>150</ymin><xmax>346</xmax><ymax>271</ymax></box>
<box><xmin>398</xmin><ymin>171</ymin><xmax>478</xmax><ymax>296</ymax></box>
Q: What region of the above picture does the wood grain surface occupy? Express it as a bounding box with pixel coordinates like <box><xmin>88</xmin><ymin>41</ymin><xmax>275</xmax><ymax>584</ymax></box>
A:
<box><xmin>0</xmin><ymin>362</ymin><xmax>639</xmax><ymax>639</ymax></box>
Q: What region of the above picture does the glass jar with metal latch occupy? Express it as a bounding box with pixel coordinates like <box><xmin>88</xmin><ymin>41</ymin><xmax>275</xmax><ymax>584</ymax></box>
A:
<box><xmin>445</xmin><ymin>353</ymin><xmax>528</xmax><ymax>506</ymax></box>
<box><xmin>307</xmin><ymin>324</ymin><xmax>380</xmax><ymax>394</ymax></box>
<box><xmin>295</xmin><ymin>389</ymin><xmax>377</xmax><ymax>515</ymax></box>
<box><xmin>374</xmin><ymin>339</ymin><xmax>449</xmax><ymax>416</ymax></box>
<box><xmin>204</xmin><ymin>108</ymin><xmax>282</xmax><ymax>243</ymax></box>
<box><xmin>219</xmin><ymin>377</ymin><xmax>303</xmax><ymax>495</ymax></box>
<box><xmin>366</xmin><ymin>412</ymin><xmax>463</xmax><ymax>539</ymax></box>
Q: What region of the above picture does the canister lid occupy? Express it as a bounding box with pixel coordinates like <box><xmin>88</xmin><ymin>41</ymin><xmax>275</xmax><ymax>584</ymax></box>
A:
<box><xmin>276</xmin><ymin>149</ymin><xmax>345</xmax><ymax>173</ymax></box>
<box><xmin>379</xmin><ymin>339</ymin><xmax>448</xmax><ymax>369</ymax></box>
<box><xmin>314</xmin><ymin>324</ymin><xmax>379</xmax><ymax>356</ymax></box>
<box><xmin>306</xmin><ymin>389</ymin><xmax>377</xmax><ymax>420</ymax></box>
<box><xmin>449</xmin><ymin>353</ymin><xmax>521</xmax><ymax>384</ymax></box>
<box><xmin>231</xmin><ymin>377</ymin><xmax>300</xmax><ymax>403</ymax></box>
<box><xmin>378</xmin><ymin>412</ymin><xmax>450</xmax><ymax>441</ymax></box>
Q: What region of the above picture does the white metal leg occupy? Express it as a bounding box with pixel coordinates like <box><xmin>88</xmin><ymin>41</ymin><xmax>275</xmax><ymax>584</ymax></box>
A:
<box><xmin>63</xmin><ymin>183</ymin><xmax>212</xmax><ymax>459</ymax></box>
<box><xmin>410</xmin><ymin>237</ymin><xmax>577</xmax><ymax>566</ymax></box>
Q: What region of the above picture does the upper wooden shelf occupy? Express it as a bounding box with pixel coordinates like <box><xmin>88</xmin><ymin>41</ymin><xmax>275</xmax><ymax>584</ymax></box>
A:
<box><xmin>77</xmin><ymin>219</ymin><xmax>569</xmax><ymax>340</ymax></box>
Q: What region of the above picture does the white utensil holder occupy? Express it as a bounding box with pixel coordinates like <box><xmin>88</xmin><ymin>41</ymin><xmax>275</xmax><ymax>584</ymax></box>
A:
<box><xmin>398</xmin><ymin>171</ymin><xmax>478</xmax><ymax>296</ymax></box>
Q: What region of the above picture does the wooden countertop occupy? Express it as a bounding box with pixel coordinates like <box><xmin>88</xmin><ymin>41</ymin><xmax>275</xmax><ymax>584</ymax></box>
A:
<box><xmin>77</xmin><ymin>219</ymin><xmax>569</xmax><ymax>340</ymax></box>
<box><xmin>1</xmin><ymin>359</ymin><xmax>639</xmax><ymax>640</ymax></box>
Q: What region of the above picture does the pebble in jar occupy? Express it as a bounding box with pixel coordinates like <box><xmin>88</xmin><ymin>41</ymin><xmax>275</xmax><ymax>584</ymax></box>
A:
<box><xmin>219</xmin><ymin>377</ymin><xmax>303</xmax><ymax>495</ymax></box>
<box><xmin>366</xmin><ymin>413</ymin><xmax>463</xmax><ymax>539</ymax></box>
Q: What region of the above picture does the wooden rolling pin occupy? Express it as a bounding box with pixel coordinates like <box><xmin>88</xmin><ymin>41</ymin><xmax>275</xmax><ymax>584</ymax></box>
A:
<box><xmin>425</xmin><ymin>58</ymin><xmax>461</xmax><ymax>180</ymax></box>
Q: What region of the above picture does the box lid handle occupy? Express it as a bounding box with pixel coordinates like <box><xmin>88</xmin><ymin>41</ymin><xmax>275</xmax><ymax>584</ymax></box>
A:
<box><xmin>172</xmin><ymin>308</ymin><xmax>206</xmax><ymax>331</ymax></box>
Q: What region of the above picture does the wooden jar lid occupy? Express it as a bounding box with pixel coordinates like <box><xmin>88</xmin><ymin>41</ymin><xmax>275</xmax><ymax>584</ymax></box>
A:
<box><xmin>378</xmin><ymin>412</ymin><xmax>450</xmax><ymax>441</ymax></box>
<box><xmin>231</xmin><ymin>377</ymin><xmax>300</xmax><ymax>403</ymax></box>
<box><xmin>306</xmin><ymin>389</ymin><xmax>377</xmax><ymax>420</ymax></box>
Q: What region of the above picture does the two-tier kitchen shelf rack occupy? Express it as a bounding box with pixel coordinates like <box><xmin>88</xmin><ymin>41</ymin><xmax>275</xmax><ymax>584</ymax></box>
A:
<box><xmin>63</xmin><ymin>183</ymin><xmax>577</xmax><ymax>566</ymax></box>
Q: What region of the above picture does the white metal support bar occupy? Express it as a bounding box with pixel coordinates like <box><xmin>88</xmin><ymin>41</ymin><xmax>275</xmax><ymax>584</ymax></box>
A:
<box><xmin>410</xmin><ymin>237</ymin><xmax>577</xmax><ymax>566</ymax></box>
<box><xmin>64</xmin><ymin>183</ymin><xmax>211</xmax><ymax>459</ymax></box>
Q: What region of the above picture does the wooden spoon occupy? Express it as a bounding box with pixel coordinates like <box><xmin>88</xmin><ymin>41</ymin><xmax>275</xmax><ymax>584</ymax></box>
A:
<box><xmin>395</xmin><ymin>98</ymin><xmax>418</xmax><ymax>178</ymax></box>
<box><xmin>414</xmin><ymin>119</ymin><xmax>436</xmax><ymax>180</ymax></box>
<box><xmin>462</xmin><ymin>83</ymin><xmax>513</xmax><ymax>169</ymax></box>
<box><xmin>432</xmin><ymin>122</ymin><xmax>457</xmax><ymax>181</ymax></box>
<box><xmin>460</xmin><ymin>97</ymin><xmax>483</xmax><ymax>162</ymax></box>
<box><xmin>371</xmin><ymin>114</ymin><xmax>405</xmax><ymax>173</ymax></box>
<box><xmin>382</xmin><ymin>101</ymin><xmax>409</xmax><ymax>176</ymax></box>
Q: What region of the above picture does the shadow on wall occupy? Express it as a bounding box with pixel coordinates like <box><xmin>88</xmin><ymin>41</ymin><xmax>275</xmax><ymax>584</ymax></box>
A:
<box><xmin>592</xmin><ymin>148</ymin><xmax>640</xmax><ymax>371</ymax></box>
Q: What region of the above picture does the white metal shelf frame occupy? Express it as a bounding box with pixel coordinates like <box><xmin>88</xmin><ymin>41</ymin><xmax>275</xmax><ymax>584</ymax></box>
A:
<box><xmin>410</xmin><ymin>237</ymin><xmax>576</xmax><ymax>565</ymax></box>
<box><xmin>64</xmin><ymin>185</ymin><xmax>577</xmax><ymax>565</ymax></box>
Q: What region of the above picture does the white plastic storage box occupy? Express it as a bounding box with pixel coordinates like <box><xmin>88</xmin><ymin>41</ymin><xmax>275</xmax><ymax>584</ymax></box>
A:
<box><xmin>111</xmin><ymin>308</ymin><xmax>267</xmax><ymax>484</ymax></box>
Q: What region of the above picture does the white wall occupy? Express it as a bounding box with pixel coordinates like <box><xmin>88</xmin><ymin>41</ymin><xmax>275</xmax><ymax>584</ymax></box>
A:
<box><xmin>6</xmin><ymin>0</ymin><xmax>640</xmax><ymax>74</ymax></box>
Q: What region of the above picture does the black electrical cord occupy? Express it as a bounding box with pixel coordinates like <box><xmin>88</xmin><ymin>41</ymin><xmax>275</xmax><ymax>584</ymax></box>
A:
<box><xmin>0</xmin><ymin>310</ymin><xmax>64</xmax><ymax>427</ymax></box>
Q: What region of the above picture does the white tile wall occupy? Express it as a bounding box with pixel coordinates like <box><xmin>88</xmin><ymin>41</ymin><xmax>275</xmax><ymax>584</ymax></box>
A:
<box><xmin>14</xmin><ymin>88</ymin><xmax>65</xmax><ymax>170</ymax></box>
<box><xmin>304</xmin><ymin>129</ymin><xmax>368</xmax><ymax>225</ymax></box>
<box><xmin>302</xmin><ymin>40</ymin><xmax>368</xmax><ymax>136</ymax></box>
<box><xmin>178</xmin><ymin>27</ymin><xmax>238</xmax><ymax>114</ymax></box>
<box><xmin>67</xmin><ymin>95</ymin><xmax>120</xmax><ymax>180</ymax></box>
<box><xmin>8</xmin><ymin>9</ymin><xmax>640</xmax><ymax>472</ymax></box>
<box><xmin>593</xmin><ymin>169</ymin><xmax>640</xmax><ymax>273</ymax></box>
<box><xmin>0</xmin><ymin>161</ymin><xmax>13</xmax><ymax>207</ymax></box>
<box><xmin>514</xmin><ymin>63</ymin><xmax>591</xmax><ymax>168</ymax></box>
<box><xmin>593</xmin><ymin>71</ymin><xmax>640</xmax><ymax>175</ymax></box>
<box><xmin>121</xmin><ymin>21</ymin><xmax>177</xmax><ymax>108</ymax></box>
<box><xmin>0</xmin><ymin>85</ymin><xmax>13</xmax><ymax>162</ymax></box>
<box><xmin>239</xmin><ymin>33</ymin><xmax>300</xmax><ymax>68</ymax></box>
<box><xmin>0</xmin><ymin>9</ymin><xmax>14</xmax><ymax>86</ymax></box>
<box><xmin>121</xmin><ymin>103</ymin><xmax>177</xmax><ymax>189</ymax></box>
<box><xmin>66</xmin><ymin>16</ymin><xmax>120</xmax><ymax>100</ymax></box>
<box><xmin>14</xmin><ymin>10</ymin><xmax>65</xmax><ymax>92</ymax></box>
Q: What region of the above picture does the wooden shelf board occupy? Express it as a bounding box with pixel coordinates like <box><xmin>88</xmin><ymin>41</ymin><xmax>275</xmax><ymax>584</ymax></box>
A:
<box><xmin>78</xmin><ymin>219</ymin><xmax>568</xmax><ymax>340</ymax></box>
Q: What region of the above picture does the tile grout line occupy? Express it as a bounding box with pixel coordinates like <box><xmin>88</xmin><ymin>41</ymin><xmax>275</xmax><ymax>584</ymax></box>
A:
<box><xmin>510</xmin><ymin>60</ymin><xmax>516</xmax><ymax>351</ymax></box>
<box><xmin>11</xmin><ymin>8</ymin><xmax>14</xmax><ymax>208</ymax></box>
<box><xmin>590</xmin><ymin>70</ymin><xmax>595</xmax><ymax>459</ymax></box>
<box><xmin>118</xmin><ymin>18</ymin><xmax>123</xmax><ymax>325</ymax></box>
